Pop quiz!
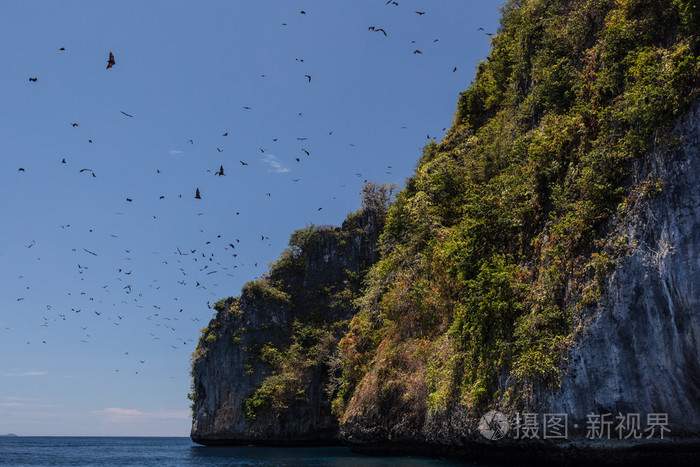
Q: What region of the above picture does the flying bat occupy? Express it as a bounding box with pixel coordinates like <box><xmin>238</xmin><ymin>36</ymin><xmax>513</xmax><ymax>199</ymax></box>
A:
<box><xmin>106</xmin><ymin>51</ymin><xmax>115</xmax><ymax>69</ymax></box>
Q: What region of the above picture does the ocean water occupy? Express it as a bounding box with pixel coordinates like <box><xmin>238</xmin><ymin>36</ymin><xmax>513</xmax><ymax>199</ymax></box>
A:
<box><xmin>0</xmin><ymin>437</ymin><xmax>470</xmax><ymax>466</ymax></box>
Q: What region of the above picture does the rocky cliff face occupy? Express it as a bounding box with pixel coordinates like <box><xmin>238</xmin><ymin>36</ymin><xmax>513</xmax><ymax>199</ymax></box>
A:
<box><xmin>190</xmin><ymin>208</ymin><xmax>382</xmax><ymax>445</ymax></box>
<box><xmin>339</xmin><ymin>102</ymin><xmax>700</xmax><ymax>463</ymax></box>
<box><xmin>189</xmin><ymin>107</ymin><xmax>700</xmax><ymax>465</ymax></box>
<box><xmin>545</xmin><ymin>102</ymin><xmax>700</xmax><ymax>435</ymax></box>
<box><xmin>190</xmin><ymin>1</ymin><xmax>699</xmax><ymax>462</ymax></box>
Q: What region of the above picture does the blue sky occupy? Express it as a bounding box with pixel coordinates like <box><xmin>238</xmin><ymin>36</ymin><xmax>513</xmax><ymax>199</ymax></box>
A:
<box><xmin>0</xmin><ymin>0</ymin><xmax>503</xmax><ymax>436</ymax></box>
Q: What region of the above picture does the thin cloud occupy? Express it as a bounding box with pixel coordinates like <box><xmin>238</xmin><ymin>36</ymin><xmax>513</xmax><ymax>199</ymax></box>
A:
<box><xmin>0</xmin><ymin>402</ymin><xmax>58</xmax><ymax>408</ymax></box>
<box><xmin>261</xmin><ymin>154</ymin><xmax>289</xmax><ymax>173</ymax></box>
<box><xmin>0</xmin><ymin>395</ymin><xmax>59</xmax><ymax>408</ymax></box>
<box><xmin>91</xmin><ymin>407</ymin><xmax>189</xmax><ymax>424</ymax></box>
<box><xmin>169</xmin><ymin>150</ymin><xmax>184</xmax><ymax>155</ymax></box>
<box><xmin>3</xmin><ymin>371</ymin><xmax>48</xmax><ymax>376</ymax></box>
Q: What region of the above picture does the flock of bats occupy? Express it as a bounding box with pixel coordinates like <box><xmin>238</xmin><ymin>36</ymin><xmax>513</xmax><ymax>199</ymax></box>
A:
<box><xmin>9</xmin><ymin>4</ymin><xmax>494</xmax><ymax>376</ymax></box>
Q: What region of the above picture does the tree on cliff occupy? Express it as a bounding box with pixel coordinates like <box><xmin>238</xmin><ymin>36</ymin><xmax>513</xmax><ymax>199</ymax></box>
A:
<box><xmin>360</xmin><ymin>182</ymin><xmax>397</xmax><ymax>222</ymax></box>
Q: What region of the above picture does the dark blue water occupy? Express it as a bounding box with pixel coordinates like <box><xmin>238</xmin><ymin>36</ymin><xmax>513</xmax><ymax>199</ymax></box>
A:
<box><xmin>0</xmin><ymin>437</ymin><xmax>471</xmax><ymax>466</ymax></box>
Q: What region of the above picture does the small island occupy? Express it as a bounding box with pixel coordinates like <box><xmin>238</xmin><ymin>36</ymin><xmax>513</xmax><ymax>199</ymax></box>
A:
<box><xmin>1</xmin><ymin>433</ymin><xmax>18</xmax><ymax>437</ymax></box>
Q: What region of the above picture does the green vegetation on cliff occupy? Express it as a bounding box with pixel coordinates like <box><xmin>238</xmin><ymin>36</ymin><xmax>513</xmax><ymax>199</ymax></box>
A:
<box><xmin>336</xmin><ymin>0</ymin><xmax>699</xmax><ymax>417</ymax></box>
<box><xmin>190</xmin><ymin>183</ymin><xmax>393</xmax><ymax>423</ymax></box>
<box><xmin>192</xmin><ymin>0</ymin><xmax>699</xmax><ymax>433</ymax></box>
<box><xmin>241</xmin><ymin>184</ymin><xmax>394</xmax><ymax>420</ymax></box>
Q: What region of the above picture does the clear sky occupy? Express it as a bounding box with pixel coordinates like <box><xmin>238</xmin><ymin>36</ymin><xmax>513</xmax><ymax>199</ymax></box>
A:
<box><xmin>0</xmin><ymin>0</ymin><xmax>503</xmax><ymax>436</ymax></box>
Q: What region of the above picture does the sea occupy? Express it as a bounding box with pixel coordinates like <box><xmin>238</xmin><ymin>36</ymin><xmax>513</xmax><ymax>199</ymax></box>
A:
<box><xmin>0</xmin><ymin>437</ymin><xmax>474</xmax><ymax>466</ymax></box>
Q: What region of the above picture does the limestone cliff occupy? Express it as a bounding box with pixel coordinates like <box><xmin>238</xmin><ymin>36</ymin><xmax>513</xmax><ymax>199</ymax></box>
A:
<box><xmin>546</xmin><ymin>103</ymin><xmax>700</xmax><ymax>432</ymax></box>
<box><xmin>339</xmin><ymin>102</ymin><xmax>700</xmax><ymax>464</ymax></box>
<box><xmin>190</xmin><ymin>0</ymin><xmax>699</xmax><ymax>462</ymax></box>
<box><xmin>190</xmin><ymin>206</ymin><xmax>384</xmax><ymax>445</ymax></box>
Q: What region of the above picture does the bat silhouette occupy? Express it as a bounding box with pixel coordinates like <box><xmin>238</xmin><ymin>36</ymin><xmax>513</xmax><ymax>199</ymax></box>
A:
<box><xmin>106</xmin><ymin>52</ymin><xmax>115</xmax><ymax>69</ymax></box>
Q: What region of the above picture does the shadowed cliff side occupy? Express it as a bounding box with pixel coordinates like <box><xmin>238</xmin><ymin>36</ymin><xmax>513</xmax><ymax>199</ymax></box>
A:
<box><xmin>190</xmin><ymin>184</ymin><xmax>392</xmax><ymax>445</ymax></box>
